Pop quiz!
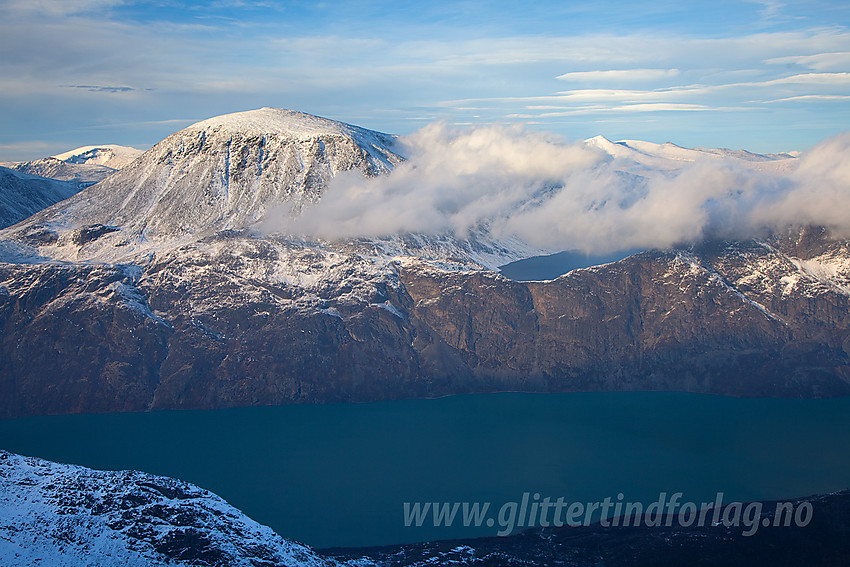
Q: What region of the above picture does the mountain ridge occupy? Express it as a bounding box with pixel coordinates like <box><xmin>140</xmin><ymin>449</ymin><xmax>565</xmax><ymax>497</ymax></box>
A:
<box><xmin>0</xmin><ymin>108</ymin><xmax>405</xmax><ymax>263</ymax></box>
<box><xmin>0</xmin><ymin>166</ymin><xmax>80</xmax><ymax>230</ymax></box>
<box><xmin>584</xmin><ymin>135</ymin><xmax>798</xmax><ymax>174</ymax></box>
<box><xmin>0</xmin><ymin>109</ymin><xmax>848</xmax><ymax>418</ymax></box>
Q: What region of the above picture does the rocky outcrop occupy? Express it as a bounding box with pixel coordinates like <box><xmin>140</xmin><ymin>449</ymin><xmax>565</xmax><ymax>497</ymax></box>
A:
<box><xmin>0</xmin><ymin>450</ymin><xmax>339</xmax><ymax>567</ymax></box>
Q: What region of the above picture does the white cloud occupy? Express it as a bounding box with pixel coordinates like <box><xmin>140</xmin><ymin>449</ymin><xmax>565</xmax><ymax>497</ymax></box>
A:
<box><xmin>611</xmin><ymin>103</ymin><xmax>713</xmax><ymax>112</ymax></box>
<box><xmin>556</xmin><ymin>69</ymin><xmax>680</xmax><ymax>82</ymax></box>
<box><xmin>266</xmin><ymin>123</ymin><xmax>850</xmax><ymax>255</ymax></box>
<box><xmin>276</xmin><ymin>122</ymin><xmax>601</xmax><ymax>239</ymax></box>
<box><xmin>754</xmin><ymin>132</ymin><xmax>850</xmax><ymax>233</ymax></box>
<box><xmin>744</xmin><ymin>0</ymin><xmax>785</xmax><ymax>19</ymax></box>
<box><xmin>769</xmin><ymin>72</ymin><xmax>850</xmax><ymax>85</ymax></box>
<box><xmin>2</xmin><ymin>0</ymin><xmax>125</xmax><ymax>16</ymax></box>
<box><xmin>507</xmin><ymin>103</ymin><xmax>730</xmax><ymax>119</ymax></box>
<box><xmin>552</xmin><ymin>88</ymin><xmax>700</xmax><ymax>101</ymax></box>
<box><xmin>765</xmin><ymin>94</ymin><xmax>850</xmax><ymax>103</ymax></box>
<box><xmin>767</xmin><ymin>52</ymin><xmax>850</xmax><ymax>71</ymax></box>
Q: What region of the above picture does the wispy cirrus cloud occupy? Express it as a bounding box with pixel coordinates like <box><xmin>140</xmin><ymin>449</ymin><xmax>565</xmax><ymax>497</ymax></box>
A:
<box><xmin>744</xmin><ymin>0</ymin><xmax>785</xmax><ymax>20</ymax></box>
<box><xmin>59</xmin><ymin>85</ymin><xmax>138</xmax><ymax>93</ymax></box>
<box><xmin>556</xmin><ymin>69</ymin><xmax>681</xmax><ymax>82</ymax></box>
<box><xmin>767</xmin><ymin>51</ymin><xmax>850</xmax><ymax>71</ymax></box>
<box><xmin>765</xmin><ymin>94</ymin><xmax>850</xmax><ymax>102</ymax></box>
<box><xmin>0</xmin><ymin>0</ymin><xmax>849</xmax><ymax>161</ymax></box>
<box><xmin>2</xmin><ymin>0</ymin><xmax>125</xmax><ymax>16</ymax></box>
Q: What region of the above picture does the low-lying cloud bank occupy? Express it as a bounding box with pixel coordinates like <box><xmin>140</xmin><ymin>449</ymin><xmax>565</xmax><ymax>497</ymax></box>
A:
<box><xmin>267</xmin><ymin>123</ymin><xmax>850</xmax><ymax>254</ymax></box>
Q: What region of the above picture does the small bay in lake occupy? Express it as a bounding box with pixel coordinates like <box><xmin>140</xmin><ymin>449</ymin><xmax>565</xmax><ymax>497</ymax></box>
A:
<box><xmin>1</xmin><ymin>391</ymin><xmax>849</xmax><ymax>548</ymax></box>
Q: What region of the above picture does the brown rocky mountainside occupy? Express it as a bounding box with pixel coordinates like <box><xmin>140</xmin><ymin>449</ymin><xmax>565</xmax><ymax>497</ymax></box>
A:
<box><xmin>1</xmin><ymin>110</ymin><xmax>848</xmax><ymax>417</ymax></box>
<box><xmin>1</xmin><ymin>225</ymin><xmax>848</xmax><ymax>419</ymax></box>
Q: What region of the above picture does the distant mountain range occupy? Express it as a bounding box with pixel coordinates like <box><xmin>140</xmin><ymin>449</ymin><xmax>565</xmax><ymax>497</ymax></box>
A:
<box><xmin>0</xmin><ymin>167</ymin><xmax>79</xmax><ymax>230</ymax></box>
<box><xmin>584</xmin><ymin>135</ymin><xmax>799</xmax><ymax>173</ymax></box>
<box><xmin>0</xmin><ymin>145</ymin><xmax>143</xmax><ymax>229</ymax></box>
<box><xmin>0</xmin><ymin>109</ymin><xmax>848</xmax><ymax>419</ymax></box>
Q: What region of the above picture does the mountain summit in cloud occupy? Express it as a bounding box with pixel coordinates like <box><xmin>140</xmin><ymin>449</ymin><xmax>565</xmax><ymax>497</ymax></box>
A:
<box><xmin>7</xmin><ymin>108</ymin><xmax>850</xmax><ymax>269</ymax></box>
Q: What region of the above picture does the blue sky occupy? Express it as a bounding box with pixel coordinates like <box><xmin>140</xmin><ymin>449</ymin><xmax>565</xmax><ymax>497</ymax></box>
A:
<box><xmin>1</xmin><ymin>0</ymin><xmax>849</xmax><ymax>161</ymax></box>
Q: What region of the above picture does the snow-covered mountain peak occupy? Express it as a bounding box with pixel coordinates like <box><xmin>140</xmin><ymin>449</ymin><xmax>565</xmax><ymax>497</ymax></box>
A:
<box><xmin>52</xmin><ymin>144</ymin><xmax>144</xmax><ymax>169</ymax></box>
<box><xmin>583</xmin><ymin>135</ymin><xmax>634</xmax><ymax>159</ymax></box>
<box><xmin>583</xmin><ymin>134</ymin><xmax>614</xmax><ymax>146</ymax></box>
<box><xmin>190</xmin><ymin>107</ymin><xmax>374</xmax><ymax>140</ymax></box>
<box><xmin>179</xmin><ymin>108</ymin><xmax>400</xmax><ymax>169</ymax></box>
<box><xmin>0</xmin><ymin>109</ymin><xmax>405</xmax><ymax>262</ymax></box>
<box><xmin>584</xmin><ymin>134</ymin><xmax>798</xmax><ymax>174</ymax></box>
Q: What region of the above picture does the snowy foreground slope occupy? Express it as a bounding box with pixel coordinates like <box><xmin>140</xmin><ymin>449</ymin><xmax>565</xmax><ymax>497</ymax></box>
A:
<box><xmin>0</xmin><ymin>450</ymin><xmax>340</xmax><ymax>567</ymax></box>
<box><xmin>3</xmin><ymin>449</ymin><xmax>849</xmax><ymax>567</ymax></box>
<box><xmin>0</xmin><ymin>109</ymin><xmax>848</xmax><ymax>418</ymax></box>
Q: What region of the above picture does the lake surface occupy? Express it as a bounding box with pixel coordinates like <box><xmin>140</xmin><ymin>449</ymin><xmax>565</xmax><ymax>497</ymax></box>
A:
<box><xmin>1</xmin><ymin>392</ymin><xmax>850</xmax><ymax>548</ymax></box>
<box><xmin>499</xmin><ymin>249</ymin><xmax>638</xmax><ymax>280</ymax></box>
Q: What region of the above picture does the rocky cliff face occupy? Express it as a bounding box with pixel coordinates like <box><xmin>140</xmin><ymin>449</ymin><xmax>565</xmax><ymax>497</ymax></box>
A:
<box><xmin>399</xmin><ymin>226</ymin><xmax>850</xmax><ymax>398</ymax></box>
<box><xmin>1</xmin><ymin>225</ymin><xmax>848</xmax><ymax>418</ymax></box>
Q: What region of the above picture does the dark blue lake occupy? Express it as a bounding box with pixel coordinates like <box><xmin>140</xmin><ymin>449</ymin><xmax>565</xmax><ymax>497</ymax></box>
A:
<box><xmin>1</xmin><ymin>391</ymin><xmax>849</xmax><ymax>548</ymax></box>
<box><xmin>499</xmin><ymin>249</ymin><xmax>638</xmax><ymax>280</ymax></box>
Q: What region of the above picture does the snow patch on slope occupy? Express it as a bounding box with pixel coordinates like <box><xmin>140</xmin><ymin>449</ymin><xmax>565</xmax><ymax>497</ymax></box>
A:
<box><xmin>788</xmin><ymin>256</ymin><xmax>850</xmax><ymax>296</ymax></box>
<box><xmin>0</xmin><ymin>450</ymin><xmax>340</xmax><ymax>567</ymax></box>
